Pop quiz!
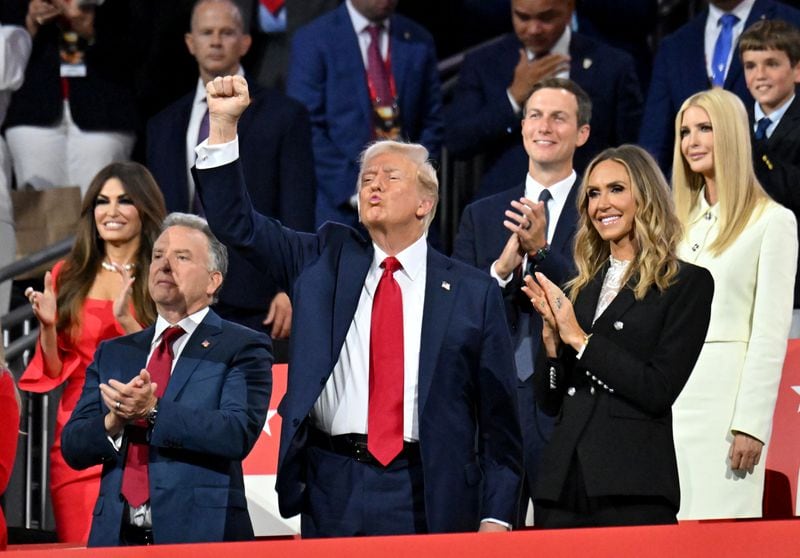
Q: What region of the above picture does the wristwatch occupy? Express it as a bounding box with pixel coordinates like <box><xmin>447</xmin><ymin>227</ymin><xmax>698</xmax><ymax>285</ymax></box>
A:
<box><xmin>146</xmin><ymin>399</ymin><xmax>159</xmax><ymax>426</ymax></box>
<box><xmin>531</xmin><ymin>244</ymin><xmax>550</xmax><ymax>263</ymax></box>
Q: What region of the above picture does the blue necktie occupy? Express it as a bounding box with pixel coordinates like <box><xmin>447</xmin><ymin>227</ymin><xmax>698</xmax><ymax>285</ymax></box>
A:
<box><xmin>754</xmin><ymin>116</ymin><xmax>772</xmax><ymax>141</ymax></box>
<box><xmin>711</xmin><ymin>13</ymin><xmax>739</xmax><ymax>87</ymax></box>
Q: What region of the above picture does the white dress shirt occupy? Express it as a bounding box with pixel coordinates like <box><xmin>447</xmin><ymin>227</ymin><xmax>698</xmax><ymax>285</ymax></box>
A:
<box><xmin>491</xmin><ymin>170</ymin><xmax>577</xmax><ymax>286</ymax></box>
<box><xmin>345</xmin><ymin>0</ymin><xmax>390</xmax><ymax>67</ymax></box>
<box><xmin>185</xmin><ymin>66</ymin><xmax>245</xmax><ymax>207</ymax></box>
<box><xmin>119</xmin><ymin>306</ymin><xmax>209</xmax><ymax>527</ymax></box>
<box><xmin>754</xmin><ymin>94</ymin><xmax>795</xmax><ymax>140</ymax></box>
<box><xmin>313</xmin><ymin>234</ymin><xmax>427</xmax><ymax>441</ymax></box>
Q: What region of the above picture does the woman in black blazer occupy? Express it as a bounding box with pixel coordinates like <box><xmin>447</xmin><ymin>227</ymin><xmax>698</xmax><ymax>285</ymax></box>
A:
<box><xmin>523</xmin><ymin>144</ymin><xmax>714</xmax><ymax>528</ymax></box>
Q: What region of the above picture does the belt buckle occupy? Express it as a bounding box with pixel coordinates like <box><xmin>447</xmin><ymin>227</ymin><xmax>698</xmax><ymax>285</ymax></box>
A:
<box><xmin>352</xmin><ymin>441</ymin><xmax>374</xmax><ymax>464</ymax></box>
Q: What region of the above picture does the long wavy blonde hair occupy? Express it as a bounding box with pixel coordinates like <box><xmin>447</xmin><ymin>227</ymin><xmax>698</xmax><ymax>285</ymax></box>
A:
<box><xmin>672</xmin><ymin>89</ymin><xmax>769</xmax><ymax>255</ymax></box>
<box><xmin>567</xmin><ymin>145</ymin><xmax>683</xmax><ymax>301</ymax></box>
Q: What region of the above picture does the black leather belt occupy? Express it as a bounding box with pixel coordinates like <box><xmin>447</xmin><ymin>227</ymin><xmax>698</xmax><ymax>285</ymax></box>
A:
<box><xmin>120</xmin><ymin>522</ymin><xmax>154</xmax><ymax>546</ymax></box>
<box><xmin>308</xmin><ymin>426</ymin><xmax>420</xmax><ymax>466</ymax></box>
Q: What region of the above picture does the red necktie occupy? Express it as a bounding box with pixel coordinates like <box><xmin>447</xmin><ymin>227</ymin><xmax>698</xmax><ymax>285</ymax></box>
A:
<box><xmin>368</xmin><ymin>257</ymin><xmax>404</xmax><ymax>466</ymax></box>
<box><xmin>366</xmin><ymin>24</ymin><xmax>392</xmax><ymax>104</ymax></box>
<box><xmin>259</xmin><ymin>0</ymin><xmax>285</xmax><ymax>15</ymax></box>
<box><xmin>120</xmin><ymin>326</ymin><xmax>184</xmax><ymax>508</ymax></box>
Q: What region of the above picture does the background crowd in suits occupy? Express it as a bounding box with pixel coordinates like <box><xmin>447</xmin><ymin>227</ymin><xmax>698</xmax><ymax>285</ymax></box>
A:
<box><xmin>3</xmin><ymin>0</ymin><xmax>800</xmax><ymax>543</ymax></box>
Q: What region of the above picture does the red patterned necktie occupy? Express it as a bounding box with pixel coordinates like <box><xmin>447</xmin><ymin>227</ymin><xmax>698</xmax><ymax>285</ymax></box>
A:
<box><xmin>368</xmin><ymin>256</ymin><xmax>404</xmax><ymax>466</ymax></box>
<box><xmin>120</xmin><ymin>326</ymin><xmax>184</xmax><ymax>508</ymax></box>
<box><xmin>259</xmin><ymin>0</ymin><xmax>285</xmax><ymax>15</ymax></box>
<box><xmin>366</xmin><ymin>24</ymin><xmax>392</xmax><ymax>104</ymax></box>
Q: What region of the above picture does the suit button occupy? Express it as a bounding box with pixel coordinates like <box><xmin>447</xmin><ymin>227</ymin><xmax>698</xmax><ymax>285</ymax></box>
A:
<box><xmin>567</xmin><ymin>387</ymin><xmax>576</xmax><ymax>396</ymax></box>
<box><xmin>590</xmin><ymin>387</ymin><xmax>596</xmax><ymax>395</ymax></box>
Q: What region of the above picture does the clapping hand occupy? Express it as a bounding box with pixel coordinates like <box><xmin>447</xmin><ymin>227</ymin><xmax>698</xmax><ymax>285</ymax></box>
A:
<box><xmin>25</xmin><ymin>271</ymin><xmax>57</xmax><ymax>328</ymax></box>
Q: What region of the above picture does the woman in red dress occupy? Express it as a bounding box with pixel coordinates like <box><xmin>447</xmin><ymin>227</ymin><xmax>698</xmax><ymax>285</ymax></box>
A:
<box><xmin>1</xmin><ymin>355</ymin><xmax>19</xmax><ymax>551</ymax></box>
<box><xmin>19</xmin><ymin>162</ymin><xmax>165</xmax><ymax>543</ymax></box>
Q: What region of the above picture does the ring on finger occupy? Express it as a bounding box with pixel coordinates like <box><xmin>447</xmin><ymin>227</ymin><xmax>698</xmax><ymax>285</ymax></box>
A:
<box><xmin>116</xmin><ymin>400</ymin><xmax>121</xmax><ymax>411</ymax></box>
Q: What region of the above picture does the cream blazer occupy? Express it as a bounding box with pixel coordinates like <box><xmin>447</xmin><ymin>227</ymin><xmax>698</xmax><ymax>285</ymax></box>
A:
<box><xmin>678</xmin><ymin>194</ymin><xmax>798</xmax><ymax>443</ymax></box>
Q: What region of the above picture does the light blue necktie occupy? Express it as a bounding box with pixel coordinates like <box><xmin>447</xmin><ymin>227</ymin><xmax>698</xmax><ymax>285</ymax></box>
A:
<box><xmin>711</xmin><ymin>13</ymin><xmax>739</xmax><ymax>86</ymax></box>
<box><xmin>754</xmin><ymin>116</ymin><xmax>772</xmax><ymax>141</ymax></box>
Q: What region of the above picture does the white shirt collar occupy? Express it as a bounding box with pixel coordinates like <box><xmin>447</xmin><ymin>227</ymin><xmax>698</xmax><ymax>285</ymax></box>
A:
<box><xmin>526</xmin><ymin>25</ymin><xmax>571</xmax><ymax>61</ymax></box>
<box><xmin>192</xmin><ymin>65</ymin><xmax>245</xmax><ymax>107</ymax></box>
<box><xmin>369</xmin><ymin>233</ymin><xmax>427</xmax><ymax>290</ymax></box>
<box><xmin>525</xmin><ymin>170</ymin><xmax>576</xmax><ymax>206</ymax></box>
<box><xmin>152</xmin><ymin>306</ymin><xmax>210</xmax><ymax>347</ymax></box>
<box><xmin>708</xmin><ymin>0</ymin><xmax>755</xmax><ymax>27</ymax></box>
<box><xmin>755</xmin><ymin>93</ymin><xmax>795</xmax><ymax>122</ymax></box>
<box><xmin>346</xmin><ymin>0</ymin><xmax>391</xmax><ymax>35</ymax></box>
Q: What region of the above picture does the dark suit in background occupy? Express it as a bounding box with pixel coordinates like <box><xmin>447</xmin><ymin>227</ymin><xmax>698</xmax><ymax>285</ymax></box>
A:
<box><xmin>238</xmin><ymin>0</ymin><xmax>340</xmax><ymax>91</ymax></box>
<box><xmin>147</xmin><ymin>82</ymin><xmax>316</xmax><ymax>334</ymax></box>
<box><xmin>446</xmin><ymin>33</ymin><xmax>642</xmax><ymax>199</ymax></box>
<box><xmin>751</xmin><ymin>93</ymin><xmax>800</xmax><ymax>307</ymax></box>
<box><xmin>287</xmin><ymin>3</ymin><xmax>444</xmax><ymax>227</ymax></box>
<box><xmin>534</xmin><ymin>263</ymin><xmax>713</xmax><ymax>527</ymax></box>
<box><xmin>61</xmin><ymin>310</ymin><xmax>272</xmax><ymax>546</ymax></box>
<box><xmin>639</xmin><ymin>0</ymin><xmax>800</xmax><ymax>172</ymax></box>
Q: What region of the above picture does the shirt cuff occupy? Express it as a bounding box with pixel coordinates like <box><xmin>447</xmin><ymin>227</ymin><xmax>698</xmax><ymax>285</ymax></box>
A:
<box><xmin>481</xmin><ymin>518</ymin><xmax>512</xmax><ymax>530</ymax></box>
<box><xmin>107</xmin><ymin>432</ymin><xmax>123</xmax><ymax>452</ymax></box>
<box><xmin>490</xmin><ymin>260</ymin><xmax>514</xmax><ymax>287</ymax></box>
<box><xmin>195</xmin><ymin>136</ymin><xmax>239</xmax><ymax>169</ymax></box>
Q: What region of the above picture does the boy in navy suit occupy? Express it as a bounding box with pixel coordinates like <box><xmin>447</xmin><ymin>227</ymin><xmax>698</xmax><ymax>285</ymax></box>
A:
<box><xmin>741</xmin><ymin>18</ymin><xmax>800</xmax><ymax>331</ymax></box>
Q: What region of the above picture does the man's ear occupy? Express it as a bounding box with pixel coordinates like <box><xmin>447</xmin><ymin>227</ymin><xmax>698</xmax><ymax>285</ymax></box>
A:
<box><xmin>239</xmin><ymin>33</ymin><xmax>253</xmax><ymax>57</ymax></box>
<box><xmin>416</xmin><ymin>197</ymin><xmax>434</xmax><ymax>220</ymax></box>
<box><xmin>576</xmin><ymin>124</ymin><xmax>591</xmax><ymax>148</ymax></box>
<box><xmin>207</xmin><ymin>270</ymin><xmax>224</xmax><ymax>296</ymax></box>
<box><xmin>185</xmin><ymin>32</ymin><xmax>196</xmax><ymax>57</ymax></box>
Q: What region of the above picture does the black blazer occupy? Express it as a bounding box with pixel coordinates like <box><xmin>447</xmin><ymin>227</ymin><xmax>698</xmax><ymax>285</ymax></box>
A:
<box><xmin>750</xmin><ymin>92</ymin><xmax>800</xmax><ymax>307</ymax></box>
<box><xmin>534</xmin><ymin>262</ymin><xmax>713</xmax><ymax>509</ymax></box>
<box><xmin>4</xmin><ymin>0</ymin><xmax>139</xmax><ymax>133</ymax></box>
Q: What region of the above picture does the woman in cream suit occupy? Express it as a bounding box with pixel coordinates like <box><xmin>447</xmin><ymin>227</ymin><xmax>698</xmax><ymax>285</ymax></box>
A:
<box><xmin>672</xmin><ymin>88</ymin><xmax>798</xmax><ymax>520</ymax></box>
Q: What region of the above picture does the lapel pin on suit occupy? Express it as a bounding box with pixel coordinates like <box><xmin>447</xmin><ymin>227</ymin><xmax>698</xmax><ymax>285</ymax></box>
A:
<box><xmin>613</xmin><ymin>321</ymin><xmax>624</xmax><ymax>331</ymax></box>
<box><xmin>201</xmin><ymin>340</ymin><xmax>211</xmax><ymax>348</ymax></box>
<box><xmin>583</xmin><ymin>58</ymin><xmax>592</xmax><ymax>70</ymax></box>
<box><xmin>441</xmin><ymin>281</ymin><xmax>451</xmax><ymax>291</ymax></box>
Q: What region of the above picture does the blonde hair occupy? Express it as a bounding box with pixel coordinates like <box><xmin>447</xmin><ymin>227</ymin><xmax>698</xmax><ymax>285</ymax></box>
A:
<box><xmin>568</xmin><ymin>145</ymin><xmax>683</xmax><ymax>301</ymax></box>
<box><xmin>672</xmin><ymin>88</ymin><xmax>769</xmax><ymax>255</ymax></box>
<box><xmin>357</xmin><ymin>140</ymin><xmax>439</xmax><ymax>230</ymax></box>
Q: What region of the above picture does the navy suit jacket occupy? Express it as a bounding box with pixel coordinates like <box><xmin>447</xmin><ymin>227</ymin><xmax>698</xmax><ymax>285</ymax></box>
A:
<box><xmin>446</xmin><ymin>32</ymin><xmax>642</xmax><ymax>199</ymax></box>
<box><xmin>147</xmin><ymin>83</ymin><xmax>315</xmax><ymax>319</ymax></box>
<box><xmin>287</xmin><ymin>3</ymin><xmax>444</xmax><ymax>226</ymax></box>
<box><xmin>751</xmin><ymin>93</ymin><xmax>800</xmax><ymax>307</ymax></box>
<box><xmin>61</xmin><ymin>310</ymin><xmax>272</xmax><ymax>546</ymax></box>
<box><xmin>452</xmin><ymin>179</ymin><xmax>579</xmax><ymax>352</ymax></box>
<box><xmin>535</xmin><ymin>263</ymin><xmax>713</xmax><ymax>509</ymax></box>
<box><xmin>639</xmin><ymin>0</ymin><xmax>800</xmax><ymax>172</ymax></box>
<box><xmin>195</xmin><ymin>158</ymin><xmax>523</xmax><ymax>532</ymax></box>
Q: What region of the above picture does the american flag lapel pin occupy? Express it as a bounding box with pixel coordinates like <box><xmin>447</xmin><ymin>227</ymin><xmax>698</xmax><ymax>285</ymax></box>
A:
<box><xmin>201</xmin><ymin>340</ymin><xmax>211</xmax><ymax>348</ymax></box>
<box><xmin>441</xmin><ymin>281</ymin><xmax>451</xmax><ymax>291</ymax></box>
